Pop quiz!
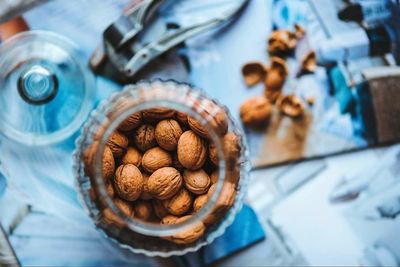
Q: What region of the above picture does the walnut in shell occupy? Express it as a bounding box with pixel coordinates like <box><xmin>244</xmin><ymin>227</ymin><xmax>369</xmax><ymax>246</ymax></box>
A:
<box><xmin>134</xmin><ymin>200</ymin><xmax>153</xmax><ymax>220</ymax></box>
<box><xmin>183</xmin><ymin>169</ymin><xmax>211</xmax><ymax>195</ymax></box>
<box><xmin>155</xmin><ymin>119</ymin><xmax>183</xmax><ymax>151</ymax></box>
<box><xmin>141</xmin><ymin>147</ymin><xmax>173</xmax><ymax>173</ymax></box>
<box><xmin>240</xmin><ymin>96</ymin><xmax>272</xmax><ymax>127</ymax></box>
<box><xmin>107</xmin><ymin>131</ymin><xmax>129</xmax><ymax>157</ymax></box>
<box><xmin>114</xmin><ymin>164</ymin><xmax>143</xmax><ymax>201</ymax></box>
<box><xmin>208</xmin><ymin>142</ymin><xmax>218</xmax><ymax>166</ymax></box>
<box><xmin>161</xmin><ymin>214</ymin><xmax>179</xmax><ymax>224</ymax></box>
<box><xmin>188</xmin><ymin>109</ymin><xmax>228</xmax><ymax>139</ymax></box>
<box><xmin>163</xmin><ymin>188</ymin><xmax>192</xmax><ymax>216</ymax></box>
<box><xmin>204</xmin><ymin>182</ymin><xmax>236</xmax><ymax>225</ymax></box>
<box><xmin>223</xmin><ymin>132</ymin><xmax>241</xmax><ymax>169</ymax></box>
<box><xmin>133</xmin><ymin>124</ymin><xmax>157</xmax><ymax>152</ymax></box>
<box><xmin>118</xmin><ymin>112</ymin><xmax>142</xmax><ymax>132</ymax></box>
<box><xmin>147</xmin><ymin>167</ymin><xmax>182</xmax><ymax>200</ymax></box>
<box><xmin>121</xmin><ymin>147</ymin><xmax>142</xmax><ymax>167</ymax></box>
<box><xmin>83</xmin><ymin>142</ymin><xmax>115</xmax><ymax>180</ymax></box>
<box><xmin>177</xmin><ymin>130</ymin><xmax>207</xmax><ymax>170</ymax></box>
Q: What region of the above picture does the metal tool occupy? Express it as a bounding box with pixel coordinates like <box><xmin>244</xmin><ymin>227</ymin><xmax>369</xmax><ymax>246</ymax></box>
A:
<box><xmin>90</xmin><ymin>0</ymin><xmax>249</xmax><ymax>83</ymax></box>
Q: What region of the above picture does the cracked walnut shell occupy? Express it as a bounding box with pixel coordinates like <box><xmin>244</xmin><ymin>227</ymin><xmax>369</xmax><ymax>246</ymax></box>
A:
<box><xmin>241</xmin><ymin>61</ymin><xmax>266</xmax><ymax>86</ymax></box>
<box><xmin>147</xmin><ymin>167</ymin><xmax>182</xmax><ymax>200</ymax></box>
<box><xmin>277</xmin><ymin>95</ymin><xmax>305</xmax><ymax>118</ymax></box>
<box><xmin>177</xmin><ymin>130</ymin><xmax>207</xmax><ymax>170</ymax></box>
<box><xmin>142</xmin><ymin>147</ymin><xmax>173</xmax><ymax>173</ymax></box>
<box><xmin>183</xmin><ymin>169</ymin><xmax>211</xmax><ymax>195</ymax></box>
<box><xmin>114</xmin><ymin>164</ymin><xmax>144</xmax><ymax>201</ymax></box>
<box><xmin>155</xmin><ymin>119</ymin><xmax>183</xmax><ymax>151</ymax></box>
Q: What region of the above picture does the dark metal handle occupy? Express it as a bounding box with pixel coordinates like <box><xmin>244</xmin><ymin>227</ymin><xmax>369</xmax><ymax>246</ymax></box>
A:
<box><xmin>0</xmin><ymin>224</ymin><xmax>20</xmax><ymax>267</ymax></box>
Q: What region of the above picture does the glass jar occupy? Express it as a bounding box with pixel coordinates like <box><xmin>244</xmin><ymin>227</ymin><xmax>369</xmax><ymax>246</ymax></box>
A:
<box><xmin>73</xmin><ymin>80</ymin><xmax>250</xmax><ymax>257</ymax></box>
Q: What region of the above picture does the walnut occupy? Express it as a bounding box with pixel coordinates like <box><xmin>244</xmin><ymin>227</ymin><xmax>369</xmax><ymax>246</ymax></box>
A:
<box><xmin>140</xmin><ymin>173</ymin><xmax>153</xmax><ymax>200</ymax></box>
<box><xmin>163</xmin><ymin>188</ymin><xmax>192</xmax><ymax>216</ymax></box>
<box><xmin>240</xmin><ymin>96</ymin><xmax>272</xmax><ymax>127</ymax></box>
<box><xmin>152</xmin><ymin>199</ymin><xmax>169</xmax><ymax>219</ymax></box>
<box><xmin>265</xmin><ymin>57</ymin><xmax>288</xmax><ymax>91</ymax></box>
<box><xmin>114</xmin><ymin>164</ymin><xmax>143</xmax><ymax>201</ymax></box>
<box><xmin>175</xmin><ymin>111</ymin><xmax>188</xmax><ymax>126</ymax></box>
<box><xmin>193</xmin><ymin>194</ymin><xmax>208</xmax><ymax>212</ymax></box>
<box><xmin>133</xmin><ymin>124</ymin><xmax>157</xmax><ymax>152</ymax></box>
<box><xmin>204</xmin><ymin>182</ymin><xmax>236</xmax><ymax>225</ymax></box>
<box><xmin>241</xmin><ymin>61</ymin><xmax>267</xmax><ymax>86</ymax></box>
<box><xmin>101</xmin><ymin>208</ymin><xmax>125</xmax><ymax>227</ymax></box>
<box><xmin>183</xmin><ymin>169</ymin><xmax>211</xmax><ymax>195</ymax></box>
<box><xmin>121</xmin><ymin>147</ymin><xmax>142</xmax><ymax>167</ymax></box>
<box><xmin>177</xmin><ymin>131</ymin><xmax>207</xmax><ymax>170</ymax></box>
<box><xmin>141</xmin><ymin>147</ymin><xmax>172</xmax><ymax>173</ymax></box>
<box><xmin>118</xmin><ymin>112</ymin><xmax>142</xmax><ymax>132</ymax></box>
<box><xmin>114</xmin><ymin>198</ymin><xmax>134</xmax><ymax>217</ymax></box>
<box><xmin>264</xmin><ymin>87</ymin><xmax>282</xmax><ymax>103</ymax></box>
<box><xmin>163</xmin><ymin>215</ymin><xmax>206</xmax><ymax>245</ymax></box>
<box><xmin>147</xmin><ymin>167</ymin><xmax>182</xmax><ymax>200</ymax></box>
<box><xmin>294</xmin><ymin>23</ymin><xmax>305</xmax><ymax>39</ymax></box>
<box><xmin>142</xmin><ymin>108</ymin><xmax>176</xmax><ymax>121</ymax></box>
<box><xmin>83</xmin><ymin>142</ymin><xmax>115</xmax><ymax>180</ymax></box>
<box><xmin>277</xmin><ymin>95</ymin><xmax>305</xmax><ymax>118</ymax></box>
<box><xmin>134</xmin><ymin>200</ymin><xmax>153</xmax><ymax>220</ymax></box>
<box><xmin>107</xmin><ymin>131</ymin><xmax>129</xmax><ymax>157</ymax></box>
<box><xmin>155</xmin><ymin>119</ymin><xmax>183</xmax><ymax>151</ymax></box>
<box><xmin>299</xmin><ymin>50</ymin><xmax>316</xmax><ymax>74</ymax></box>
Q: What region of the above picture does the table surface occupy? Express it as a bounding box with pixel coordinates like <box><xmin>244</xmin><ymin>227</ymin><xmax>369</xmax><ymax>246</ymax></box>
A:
<box><xmin>1</xmin><ymin>0</ymin><xmax>399</xmax><ymax>266</ymax></box>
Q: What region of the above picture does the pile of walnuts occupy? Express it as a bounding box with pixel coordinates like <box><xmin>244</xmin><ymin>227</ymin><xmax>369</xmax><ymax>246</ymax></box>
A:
<box><xmin>239</xmin><ymin>24</ymin><xmax>316</xmax><ymax>127</ymax></box>
<box><xmin>83</xmin><ymin>105</ymin><xmax>241</xmax><ymax>245</ymax></box>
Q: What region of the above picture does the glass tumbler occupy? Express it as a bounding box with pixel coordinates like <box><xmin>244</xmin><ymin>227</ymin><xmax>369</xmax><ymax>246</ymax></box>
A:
<box><xmin>73</xmin><ymin>80</ymin><xmax>250</xmax><ymax>257</ymax></box>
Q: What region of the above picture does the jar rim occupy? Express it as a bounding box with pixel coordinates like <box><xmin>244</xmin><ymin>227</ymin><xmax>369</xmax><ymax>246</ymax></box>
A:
<box><xmin>93</xmin><ymin>81</ymin><xmax>227</xmax><ymax>236</ymax></box>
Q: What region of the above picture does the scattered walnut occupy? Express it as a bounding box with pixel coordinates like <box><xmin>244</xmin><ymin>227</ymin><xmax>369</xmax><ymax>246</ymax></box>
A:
<box><xmin>241</xmin><ymin>61</ymin><xmax>267</xmax><ymax>86</ymax></box>
<box><xmin>294</xmin><ymin>23</ymin><xmax>305</xmax><ymax>39</ymax></box>
<box><xmin>306</xmin><ymin>96</ymin><xmax>315</xmax><ymax>106</ymax></box>
<box><xmin>118</xmin><ymin>112</ymin><xmax>142</xmax><ymax>132</ymax></box>
<box><xmin>240</xmin><ymin>96</ymin><xmax>272</xmax><ymax>127</ymax></box>
<box><xmin>300</xmin><ymin>50</ymin><xmax>317</xmax><ymax>74</ymax></box>
<box><xmin>155</xmin><ymin>119</ymin><xmax>183</xmax><ymax>151</ymax></box>
<box><xmin>114</xmin><ymin>164</ymin><xmax>143</xmax><ymax>201</ymax></box>
<box><xmin>193</xmin><ymin>194</ymin><xmax>208</xmax><ymax>212</ymax></box>
<box><xmin>163</xmin><ymin>188</ymin><xmax>192</xmax><ymax>216</ymax></box>
<box><xmin>142</xmin><ymin>147</ymin><xmax>173</xmax><ymax>173</ymax></box>
<box><xmin>114</xmin><ymin>197</ymin><xmax>134</xmax><ymax>217</ymax></box>
<box><xmin>147</xmin><ymin>167</ymin><xmax>182</xmax><ymax>200</ymax></box>
<box><xmin>107</xmin><ymin>131</ymin><xmax>129</xmax><ymax>157</ymax></box>
<box><xmin>277</xmin><ymin>95</ymin><xmax>305</xmax><ymax>118</ymax></box>
<box><xmin>134</xmin><ymin>200</ymin><xmax>153</xmax><ymax>220</ymax></box>
<box><xmin>142</xmin><ymin>108</ymin><xmax>176</xmax><ymax>121</ymax></box>
<box><xmin>183</xmin><ymin>169</ymin><xmax>211</xmax><ymax>195</ymax></box>
<box><xmin>268</xmin><ymin>29</ymin><xmax>297</xmax><ymax>55</ymax></box>
<box><xmin>133</xmin><ymin>124</ymin><xmax>157</xmax><ymax>152</ymax></box>
<box><xmin>153</xmin><ymin>199</ymin><xmax>169</xmax><ymax>219</ymax></box>
<box><xmin>121</xmin><ymin>147</ymin><xmax>142</xmax><ymax>167</ymax></box>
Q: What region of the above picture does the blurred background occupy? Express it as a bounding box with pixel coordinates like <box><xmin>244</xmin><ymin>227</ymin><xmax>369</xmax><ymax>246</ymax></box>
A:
<box><xmin>0</xmin><ymin>0</ymin><xmax>399</xmax><ymax>266</ymax></box>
